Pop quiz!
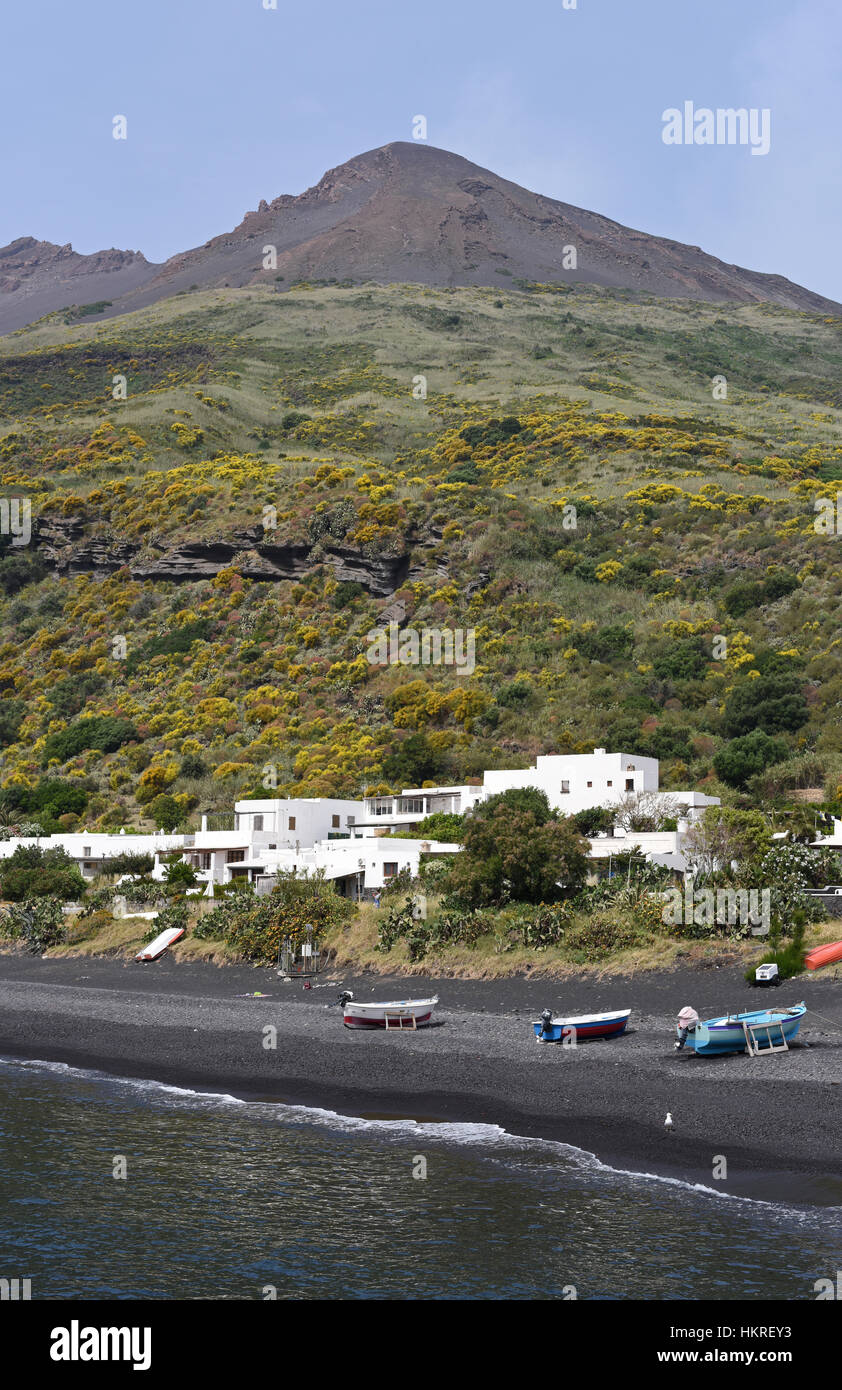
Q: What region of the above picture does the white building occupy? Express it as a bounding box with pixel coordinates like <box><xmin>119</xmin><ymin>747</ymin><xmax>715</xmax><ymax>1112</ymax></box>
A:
<box><xmin>255</xmin><ymin>836</ymin><xmax>460</xmax><ymax>900</ymax></box>
<box><xmin>482</xmin><ymin>748</ymin><xmax>717</xmax><ymax>822</ymax></box>
<box><xmin>0</xmin><ymin>750</ymin><xmax>718</xmax><ymax>894</ymax></box>
<box><xmin>353</xmin><ymin>784</ymin><xmax>485</xmax><ymax>837</ymax></box>
<box><xmin>233</xmin><ymin>797</ymin><xmax>363</xmax><ymax>847</ymax></box>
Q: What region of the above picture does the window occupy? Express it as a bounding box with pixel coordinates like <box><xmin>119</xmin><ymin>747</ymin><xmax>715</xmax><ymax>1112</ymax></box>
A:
<box><xmin>625</xmin><ymin>778</ymin><xmax>634</xmax><ymax>791</ymax></box>
<box><xmin>288</xmin><ymin>816</ymin><xmax>296</xmax><ymax>831</ymax></box>
<box><xmin>560</xmin><ymin>781</ymin><xmax>570</xmax><ymax>794</ymax></box>
<box><xmin>331</xmin><ymin>814</ymin><xmax>340</xmax><ymax>828</ymax></box>
<box><xmin>400</xmin><ymin>797</ymin><xmax>424</xmax><ymax>815</ymax></box>
<box><xmin>373</xmin><ymin>801</ymin><xmax>393</xmax><ymax>817</ymax></box>
<box><xmin>197</xmin><ymin>853</ymin><xmax>211</xmax><ymax>871</ymax></box>
<box><xmin>383</xmin><ymin>862</ymin><xmax>398</xmax><ymax>878</ymax></box>
<box><xmin>606</xmin><ymin>781</ymin><xmax>612</xmax><ymax>788</ymax></box>
<box><xmin>226</xmin><ymin>850</ymin><xmax>245</xmax><ymax>864</ymax></box>
<box><xmin>586</xmin><ymin>781</ymin><xmax>592</xmax><ymax>788</ymax></box>
<box><xmin>253</xmin><ymin>815</ymin><xmax>263</xmax><ymax>832</ymax></box>
<box><xmin>346</xmin><ymin>815</ymin><xmax>355</xmax><ymax>826</ymax></box>
<box><xmin>83</xmin><ymin>846</ymin><xmax>91</xmax><ymax>857</ymax></box>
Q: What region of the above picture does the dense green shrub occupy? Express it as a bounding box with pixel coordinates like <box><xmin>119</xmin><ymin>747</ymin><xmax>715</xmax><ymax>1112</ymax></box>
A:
<box><xmin>714</xmin><ymin>730</ymin><xmax>789</xmax><ymax>788</ymax></box>
<box><xmin>43</xmin><ymin>715</ymin><xmax>138</xmax><ymax>766</ymax></box>
<box><xmin>0</xmin><ymin>845</ymin><xmax>86</xmax><ymax>902</ymax></box>
<box><xmin>447</xmin><ymin>789</ymin><xmax>588</xmax><ymax>907</ymax></box>
<box><xmin>722</xmin><ymin>673</ymin><xmax>808</xmax><ymax>737</ymax></box>
<box><xmin>46</xmin><ymin>672</ymin><xmax>106</xmax><ymax>719</ymax></box>
<box><xmin>105</xmin><ymin>852</ymin><xmax>154</xmax><ymax>877</ymax></box>
<box><xmin>563</xmin><ymin>912</ymin><xmax>646</xmax><ymax>960</ymax></box>
<box><xmin>2</xmin><ymin>897</ymin><xmax>65</xmax><ymax>953</ymax></box>
<box><xmin>0</xmin><ymin>698</ymin><xmax>25</xmax><ymax>747</ymax></box>
<box><xmin>0</xmin><ymin>778</ymin><xmax>90</xmax><ymax>832</ymax></box>
<box><xmin>195</xmin><ymin>872</ymin><xmax>351</xmax><ymax>964</ymax></box>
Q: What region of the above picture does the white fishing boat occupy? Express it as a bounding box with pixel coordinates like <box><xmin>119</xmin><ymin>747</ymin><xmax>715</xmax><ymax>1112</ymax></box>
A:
<box><xmin>135</xmin><ymin>926</ymin><xmax>185</xmax><ymax>962</ymax></box>
<box><xmin>338</xmin><ymin>990</ymin><xmax>438</xmax><ymax>1030</ymax></box>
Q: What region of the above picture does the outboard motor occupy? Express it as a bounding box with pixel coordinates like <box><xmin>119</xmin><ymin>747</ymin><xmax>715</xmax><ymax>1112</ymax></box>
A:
<box><xmin>337</xmin><ymin>989</ymin><xmax>354</xmax><ymax>1009</ymax></box>
<box><xmin>540</xmin><ymin>1008</ymin><xmax>554</xmax><ymax>1041</ymax></box>
<box><xmin>674</xmin><ymin>1005</ymin><xmax>699</xmax><ymax>1051</ymax></box>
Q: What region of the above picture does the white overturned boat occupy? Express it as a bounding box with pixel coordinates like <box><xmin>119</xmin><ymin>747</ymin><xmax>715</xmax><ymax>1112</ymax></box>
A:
<box><xmin>135</xmin><ymin>926</ymin><xmax>185</xmax><ymax>962</ymax></box>
<box><xmin>338</xmin><ymin>990</ymin><xmax>438</xmax><ymax>1030</ymax></box>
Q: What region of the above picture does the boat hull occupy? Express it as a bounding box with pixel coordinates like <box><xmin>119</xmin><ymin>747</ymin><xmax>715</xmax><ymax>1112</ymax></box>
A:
<box><xmin>681</xmin><ymin>1005</ymin><xmax>806</xmax><ymax>1055</ymax></box>
<box><xmin>805</xmin><ymin>939</ymin><xmax>842</xmax><ymax>970</ymax></box>
<box><xmin>532</xmin><ymin>1009</ymin><xmax>631</xmax><ymax>1043</ymax></box>
<box><xmin>343</xmin><ymin>998</ymin><xmax>438</xmax><ymax>1029</ymax></box>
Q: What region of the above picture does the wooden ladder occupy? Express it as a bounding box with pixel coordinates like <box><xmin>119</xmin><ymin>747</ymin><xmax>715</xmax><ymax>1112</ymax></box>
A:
<box><xmin>384</xmin><ymin>1011</ymin><xmax>416</xmax><ymax>1031</ymax></box>
<box><xmin>742</xmin><ymin>1019</ymin><xmax>789</xmax><ymax>1056</ymax></box>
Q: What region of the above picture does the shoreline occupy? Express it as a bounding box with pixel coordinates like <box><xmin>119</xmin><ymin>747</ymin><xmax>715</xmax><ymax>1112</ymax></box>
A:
<box><xmin>1</xmin><ymin>953</ymin><xmax>841</xmax><ymax>1207</ymax></box>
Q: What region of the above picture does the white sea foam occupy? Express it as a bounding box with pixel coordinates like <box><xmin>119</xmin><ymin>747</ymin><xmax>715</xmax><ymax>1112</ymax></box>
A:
<box><xmin>2</xmin><ymin>1053</ymin><xmax>839</xmax><ymax>1223</ymax></box>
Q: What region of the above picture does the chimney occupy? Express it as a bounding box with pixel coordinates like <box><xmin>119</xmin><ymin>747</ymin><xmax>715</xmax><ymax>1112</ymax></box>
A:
<box><xmin>201</xmin><ymin>814</ymin><xmax>208</xmax><ymax>832</ymax></box>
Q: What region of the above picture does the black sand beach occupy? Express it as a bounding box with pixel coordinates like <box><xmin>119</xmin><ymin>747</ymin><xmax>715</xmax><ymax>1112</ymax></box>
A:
<box><xmin>1</xmin><ymin>952</ymin><xmax>840</xmax><ymax>1205</ymax></box>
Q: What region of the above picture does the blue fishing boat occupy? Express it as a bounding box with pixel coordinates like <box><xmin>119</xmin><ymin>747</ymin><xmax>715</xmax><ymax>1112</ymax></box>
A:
<box><xmin>533</xmin><ymin>1007</ymin><xmax>631</xmax><ymax>1043</ymax></box>
<box><xmin>675</xmin><ymin>1003</ymin><xmax>806</xmax><ymax>1056</ymax></box>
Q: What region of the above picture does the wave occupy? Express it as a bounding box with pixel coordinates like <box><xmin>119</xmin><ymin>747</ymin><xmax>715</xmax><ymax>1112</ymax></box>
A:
<box><xmin>2</xmin><ymin>1053</ymin><xmax>839</xmax><ymax>1223</ymax></box>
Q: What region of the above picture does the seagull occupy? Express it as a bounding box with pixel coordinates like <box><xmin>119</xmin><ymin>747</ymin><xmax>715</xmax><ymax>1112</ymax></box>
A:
<box><xmin>665</xmin><ymin>1112</ymin><xmax>674</xmax><ymax>1133</ymax></box>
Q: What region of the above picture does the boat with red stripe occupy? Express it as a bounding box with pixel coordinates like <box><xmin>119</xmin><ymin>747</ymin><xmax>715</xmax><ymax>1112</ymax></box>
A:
<box><xmin>338</xmin><ymin>990</ymin><xmax>438</xmax><ymax>1030</ymax></box>
<box><xmin>533</xmin><ymin>1008</ymin><xmax>631</xmax><ymax>1043</ymax></box>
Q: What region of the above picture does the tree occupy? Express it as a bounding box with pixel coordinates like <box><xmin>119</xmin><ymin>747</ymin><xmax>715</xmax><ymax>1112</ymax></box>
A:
<box><xmin>758</xmin><ymin>842</ymin><xmax>838</xmax><ymax>922</ymax></box>
<box><xmin>683</xmin><ymin>806</ymin><xmax>773</xmax><ymax>884</ymax></box>
<box><xmin>609</xmin><ymin>790</ymin><xmax>681</xmax><ymax>832</ymax></box>
<box><xmin>163</xmin><ymin>858</ymin><xmax>198</xmax><ymax>890</ymax></box>
<box><xmin>43</xmin><ymin>715</ymin><xmax>138</xmax><ymax>766</ymax></box>
<box><xmin>572</xmin><ymin>805</ymin><xmax>615</xmax><ymax>837</ymax></box>
<box><xmin>148</xmin><ymin>793</ymin><xmax>182</xmax><ymax>831</ymax></box>
<box><xmin>106</xmin><ymin>851</ymin><xmax>154</xmax><ymax>877</ymax></box>
<box><xmin>0</xmin><ymin>698</ymin><xmax>25</xmax><ymax>748</ymax></box>
<box><xmin>0</xmin><ymin>845</ymin><xmax>86</xmax><ymax>902</ymax></box>
<box><xmin>447</xmin><ymin>789</ymin><xmax>588</xmax><ymax>906</ymax></box>
<box><xmin>650</xmin><ymin>636</ymin><xmax>709</xmax><ymax>682</ymax></box>
<box><xmin>395</xmin><ymin>811</ymin><xmax>465</xmax><ymax>842</ymax></box>
<box><xmin>381</xmin><ymin>732</ymin><xmax>444</xmax><ymax>787</ymax></box>
<box><xmin>723</xmin><ymin>674</ymin><xmax>808</xmax><ymax>738</ymax></box>
<box><xmin>714</xmin><ymin>730</ymin><xmax>789</xmax><ymax>789</ymax></box>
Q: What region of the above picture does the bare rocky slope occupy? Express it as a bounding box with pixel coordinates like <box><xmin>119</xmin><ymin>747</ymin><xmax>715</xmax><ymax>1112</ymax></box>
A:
<box><xmin>1</xmin><ymin>142</ymin><xmax>838</xmax><ymax>334</ymax></box>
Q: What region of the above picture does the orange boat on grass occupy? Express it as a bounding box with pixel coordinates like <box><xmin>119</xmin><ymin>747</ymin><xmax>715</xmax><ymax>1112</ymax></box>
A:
<box><xmin>805</xmin><ymin>940</ymin><xmax>842</xmax><ymax>971</ymax></box>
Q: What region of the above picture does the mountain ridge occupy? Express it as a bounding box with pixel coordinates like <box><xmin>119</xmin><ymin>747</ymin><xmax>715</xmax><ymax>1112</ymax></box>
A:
<box><xmin>1</xmin><ymin>141</ymin><xmax>838</xmax><ymax>334</ymax></box>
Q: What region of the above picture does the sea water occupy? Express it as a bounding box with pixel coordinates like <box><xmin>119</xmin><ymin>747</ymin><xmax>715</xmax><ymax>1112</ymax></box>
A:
<box><xmin>0</xmin><ymin>1056</ymin><xmax>839</xmax><ymax>1301</ymax></box>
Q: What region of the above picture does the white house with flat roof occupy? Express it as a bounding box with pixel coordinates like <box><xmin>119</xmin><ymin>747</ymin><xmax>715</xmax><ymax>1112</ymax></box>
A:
<box><xmin>0</xmin><ymin>751</ymin><xmax>718</xmax><ymax>895</ymax></box>
<box><xmin>255</xmin><ymin>835</ymin><xmax>460</xmax><ymax>900</ymax></box>
<box><xmin>233</xmin><ymin>797</ymin><xmax>363</xmax><ymax>847</ymax></box>
<box><xmin>353</xmin><ymin>784</ymin><xmax>485</xmax><ymax>837</ymax></box>
<box><xmin>482</xmin><ymin>748</ymin><xmax>717</xmax><ymax>822</ymax></box>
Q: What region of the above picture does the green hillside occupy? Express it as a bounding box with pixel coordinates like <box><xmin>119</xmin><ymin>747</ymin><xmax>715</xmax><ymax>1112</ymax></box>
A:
<box><xmin>2</xmin><ymin>279</ymin><xmax>842</xmax><ymax>832</ymax></box>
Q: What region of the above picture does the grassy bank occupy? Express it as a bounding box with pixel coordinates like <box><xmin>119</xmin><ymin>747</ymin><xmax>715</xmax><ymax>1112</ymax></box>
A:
<box><xmin>4</xmin><ymin>899</ymin><xmax>841</xmax><ymax>981</ymax></box>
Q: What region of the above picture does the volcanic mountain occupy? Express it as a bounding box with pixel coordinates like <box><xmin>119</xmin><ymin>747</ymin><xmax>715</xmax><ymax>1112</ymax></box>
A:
<box><xmin>0</xmin><ymin>237</ymin><xmax>157</xmax><ymax>334</ymax></box>
<box><xmin>1</xmin><ymin>142</ymin><xmax>838</xmax><ymax>333</ymax></box>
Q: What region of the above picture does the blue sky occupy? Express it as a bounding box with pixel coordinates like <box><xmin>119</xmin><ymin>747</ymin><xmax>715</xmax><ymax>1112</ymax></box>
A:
<box><xmin>2</xmin><ymin>0</ymin><xmax>840</xmax><ymax>296</ymax></box>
